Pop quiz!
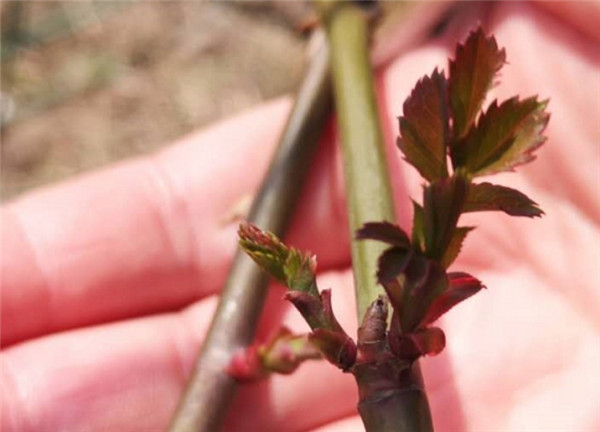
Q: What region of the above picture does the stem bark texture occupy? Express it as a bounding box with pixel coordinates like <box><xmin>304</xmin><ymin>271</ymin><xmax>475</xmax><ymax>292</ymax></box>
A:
<box><xmin>167</xmin><ymin>30</ymin><xmax>332</xmax><ymax>432</ymax></box>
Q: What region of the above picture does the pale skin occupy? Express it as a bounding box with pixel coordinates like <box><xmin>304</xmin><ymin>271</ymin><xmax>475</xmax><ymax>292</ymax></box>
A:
<box><xmin>1</xmin><ymin>3</ymin><xmax>599</xmax><ymax>431</ymax></box>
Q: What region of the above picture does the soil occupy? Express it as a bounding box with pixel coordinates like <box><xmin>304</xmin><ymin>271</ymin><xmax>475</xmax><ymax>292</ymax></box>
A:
<box><xmin>1</xmin><ymin>1</ymin><xmax>311</xmax><ymax>200</ymax></box>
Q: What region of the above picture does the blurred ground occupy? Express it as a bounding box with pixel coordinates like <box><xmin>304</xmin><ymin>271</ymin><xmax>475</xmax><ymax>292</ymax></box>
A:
<box><xmin>1</xmin><ymin>1</ymin><xmax>312</xmax><ymax>201</ymax></box>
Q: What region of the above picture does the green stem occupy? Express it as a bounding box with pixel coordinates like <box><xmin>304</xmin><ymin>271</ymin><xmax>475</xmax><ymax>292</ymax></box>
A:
<box><xmin>324</xmin><ymin>3</ymin><xmax>396</xmax><ymax>319</ymax></box>
<box><xmin>321</xmin><ymin>2</ymin><xmax>433</xmax><ymax>431</ymax></box>
<box><xmin>167</xmin><ymin>30</ymin><xmax>332</xmax><ymax>432</ymax></box>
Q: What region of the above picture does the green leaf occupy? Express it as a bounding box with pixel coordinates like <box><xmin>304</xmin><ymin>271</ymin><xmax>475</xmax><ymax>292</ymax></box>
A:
<box><xmin>356</xmin><ymin>221</ymin><xmax>411</xmax><ymax>249</ymax></box>
<box><xmin>239</xmin><ymin>223</ymin><xmax>318</xmax><ymax>295</ymax></box>
<box><xmin>397</xmin><ymin>68</ymin><xmax>450</xmax><ymax>182</ymax></box>
<box><xmin>423</xmin><ymin>175</ymin><xmax>469</xmax><ymax>260</ymax></box>
<box><xmin>420</xmin><ymin>272</ymin><xmax>484</xmax><ymax>326</ymax></box>
<box><xmin>449</xmin><ymin>26</ymin><xmax>506</xmax><ymax>139</ymax></box>
<box><xmin>451</xmin><ymin>97</ymin><xmax>549</xmax><ymax>175</ymax></box>
<box><xmin>284</xmin><ymin>250</ymin><xmax>318</xmax><ymax>295</ymax></box>
<box><xmin>464</xmin><ymin>182</ymin><xmax>544</xmax><ymax>217</ymax></box>
<box><xmin>441</xmin><ymin>226</ymin><xmax>475</xmax><ymax>269</ymax></box>
<box><xmin>238</xmin><ymin>223</ymin><xmax>289</xmax><ymax>285</ymax></box>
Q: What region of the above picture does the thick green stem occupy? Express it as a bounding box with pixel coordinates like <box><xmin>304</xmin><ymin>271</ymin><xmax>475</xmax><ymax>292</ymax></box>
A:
<box><xmin>324</xmin><ymin>3</ymin><xmax>396</xmax><ymax>319</ymax></box>
<box><xmin>321</xmin><ymin>2</ymin><xmax>434</xmax><ymax>431</ymax></box>
<box><xmin>167</xmin><ymin>30</ymin><xmax>332</xmax><ymax>432</ymax></box>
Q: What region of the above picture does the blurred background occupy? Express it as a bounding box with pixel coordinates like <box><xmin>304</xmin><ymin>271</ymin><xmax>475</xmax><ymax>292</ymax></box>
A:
<box><xmin>1</xmin><ymin>1</ymin><xmax>314</xmax><ymax>201</ymax></box>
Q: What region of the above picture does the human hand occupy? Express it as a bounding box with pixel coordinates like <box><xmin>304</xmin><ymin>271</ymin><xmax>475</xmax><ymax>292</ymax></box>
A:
<box><xmin>2</xmin><ymin>3</ymin><xmax>599</xmax><ymax>431</ymax></box>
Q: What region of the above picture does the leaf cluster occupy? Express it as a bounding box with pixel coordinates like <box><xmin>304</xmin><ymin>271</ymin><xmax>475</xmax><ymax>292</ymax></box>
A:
<box><xmin>235</xmin><ymin>27</ymin><xmax>549</xmax><ymax>377</ymax></box>
<box><xmin>238</xmin><ymin>223</ymin><xmax>357</xmax><ymax>372</ymax></box>
<box><xmin>398</xmin><ymin>27</ymin><xmax>549</xmax><ymax>183</ymax></box>
<box><xmin>357</xmin><ymin>27</ymin><xmax>549</xmax><ymax>361</ymax></box>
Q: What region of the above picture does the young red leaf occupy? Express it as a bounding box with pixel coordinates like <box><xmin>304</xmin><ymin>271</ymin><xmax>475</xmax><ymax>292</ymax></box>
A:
<box><xmin>376</xmin><ymin>247</ymin><xmax>412</xmax><ymax>285</ymax></box>
<box><xmin>449</xmin><ymin>27</ymin><xmax>506</xmax><ymax>139</ymax></box>
<box><xmin>420</xmin><ymin>272</ymin><xmax>484</xmax><ymax>326</ymax></box>
<box><xmin>239</xmin><ymin>223</ymin><xmax>318</xmax><ymax>295</ymax></box>
<box><xmin>402</xmin><ymin>256</ymin><xmax>448</xmax><ymax>332</ymax></box>
<box><xmin>375</xmin><ymin>248</ymin><xmax>448</xmax><ymax>332</ymax></box>
<box><xmin>464</xmin><ymin>182</ymin><xmax>544</xmax><ymax>217</ymax></box>
<box><xmin>356</xmin><ymin>221</ymin><xmax>411</xmax><ymax>249</ymax></box>
<box><xmin>389</xmin><ymin>327</ymin><xmax>446</xmax><ymax>361</ymax></box>
<box><xmin>423</xmin><ymin>174</ymin><xmax>469</xmax><ymax>261</ymax></box>
<box><xmin>476</xmin><ymin>99</ymin><xmax>549</xmax><ymax>176</ymax></box>
<box><xmin>375</xmin><ymin>247</ymin><xmax>412</xmax><ymax>311</ymax></box>
<box><xmin>451</xmin><ymin>97</ymin><xmax>549</xmax><ymax>176</ymax></box>
<box><xmin>397</xmin><ymin>68</ymin><xmax>450</xmax><ymax>182</ymax></box>
<box><xmin>440</xmin><ymin>226</ymin><xmax>475</xmax><ymax>269</ymax></box>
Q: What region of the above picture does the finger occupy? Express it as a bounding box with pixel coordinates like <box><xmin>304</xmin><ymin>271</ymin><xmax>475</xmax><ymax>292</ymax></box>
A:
<box><xmin>1</xmin><ymin>98</ymin><xmax>321</xmax><ymax>345</ymax></box>
<box><xmin>1</xmin><ymin>271</ymin><xmax>360</xmax><ymax>432</ymax></box>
